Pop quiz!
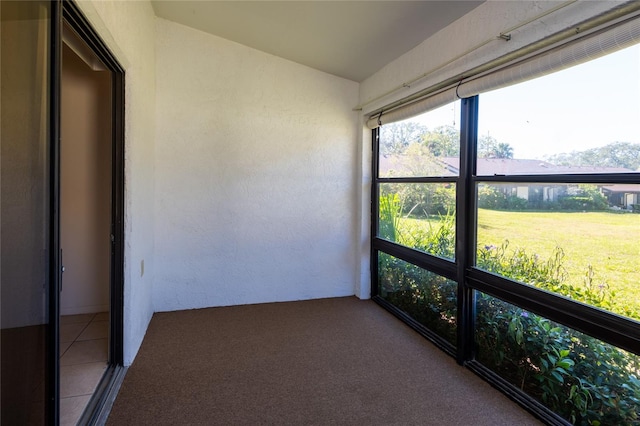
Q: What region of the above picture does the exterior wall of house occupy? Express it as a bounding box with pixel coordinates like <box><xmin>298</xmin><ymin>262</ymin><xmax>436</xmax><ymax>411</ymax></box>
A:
<box><xmin>356</xmin><ymin>0</ymin><xmax>629</xmax><ymax>298</ymax></box>
<box><xmin>76</xmin><ymin>0</ymin><xmax>156</xmax><ymax>365</ymax></box>
<box><xmin>153</xmin><ymin>18</ymin><xmax>360</xmax><ymax>311</ymax></box>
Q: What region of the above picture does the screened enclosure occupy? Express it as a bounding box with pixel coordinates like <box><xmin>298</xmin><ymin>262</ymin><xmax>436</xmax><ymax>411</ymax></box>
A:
<box><xmin>370</xmin><ymin>13</ymin><xmax>640</xmax><ymax>425</ymax></box>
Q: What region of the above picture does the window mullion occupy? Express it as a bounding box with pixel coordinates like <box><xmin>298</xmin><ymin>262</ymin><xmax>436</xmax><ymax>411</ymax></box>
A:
<box><xmin>456</xmin><ymin>95</ymin><xmax>479</xmax><ymax>364</ymax></box>
<box><xmin>371</xmin><ymin>127</ymin><xmax>380</xmax><ymax>297</ymax></box>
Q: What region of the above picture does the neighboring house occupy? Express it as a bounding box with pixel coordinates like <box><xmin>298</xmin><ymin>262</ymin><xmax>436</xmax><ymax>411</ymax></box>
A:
<box><xmin>381</xmin><ymin>155</ymin><xmax>635</xmax><ymax>206</ymax></box>
<box><xmin>601</xmin><ymin>184</ymin><xmax>640</xmax><ymax>209</ymax></box>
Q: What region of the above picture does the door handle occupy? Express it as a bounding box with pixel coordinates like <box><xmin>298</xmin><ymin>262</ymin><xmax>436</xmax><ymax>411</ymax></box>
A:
<box><xmin>60</xmin><ymin>249</ymin><xmax>64</xmax><ymax>292</ymax></box>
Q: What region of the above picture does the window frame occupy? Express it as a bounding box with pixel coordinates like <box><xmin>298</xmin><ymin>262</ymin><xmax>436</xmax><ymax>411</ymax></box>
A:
<box><xmin>371</xmin><ymin>94</ymin><xmax>640</xmax><ymax>423</ymax></box>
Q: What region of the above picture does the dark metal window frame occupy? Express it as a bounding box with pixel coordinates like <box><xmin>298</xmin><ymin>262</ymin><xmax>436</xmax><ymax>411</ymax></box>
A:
<box><xmin>49</xmin><ymin>1</ymin><xmax>126</xmax><ymax>423</ymax></box>
<box><xmin>371</xmin><ymin>94</ymin><xmax>640</xmax><ymax>424</ymax></box>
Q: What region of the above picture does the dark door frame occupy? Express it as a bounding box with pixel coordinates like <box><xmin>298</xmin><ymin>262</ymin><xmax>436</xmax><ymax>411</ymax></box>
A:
<box><xmin>49</xmin><ymin>0</ymin><xmax>125</xmax><ymax>423</ymax></box>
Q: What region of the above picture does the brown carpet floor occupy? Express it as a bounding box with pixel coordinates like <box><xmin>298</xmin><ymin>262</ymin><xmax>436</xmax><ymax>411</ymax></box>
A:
<box><xmin>106</xmin><ymin>297</ymin><xmax>541</xmax><ymax>425</ymax></box>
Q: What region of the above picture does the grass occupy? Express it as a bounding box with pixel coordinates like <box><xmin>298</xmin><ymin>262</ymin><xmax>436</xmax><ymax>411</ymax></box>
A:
<box><xmin>398</xmin><ymin>209</ymin><xmax>640</xmax><ymax>316</ymax></box>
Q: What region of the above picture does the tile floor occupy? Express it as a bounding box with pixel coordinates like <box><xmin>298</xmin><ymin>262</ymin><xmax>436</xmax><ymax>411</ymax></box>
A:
<box><xmin>60</xmin><ymin>312</ymin><xmax>108</xmax><ymax>426</ymax></box>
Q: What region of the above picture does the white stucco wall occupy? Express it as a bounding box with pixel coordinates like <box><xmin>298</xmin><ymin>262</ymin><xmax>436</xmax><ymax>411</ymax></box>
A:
<box><xmin>76</xmin><ymin>0</ymin><xmax>156</xmax><ymax>365</ymax></box>
<box><xmin>359</xmin><ymin>1</ymin><xmax>630</xmax><ymax>113</ymax></box>
<box><xmin>153</xmin><ymin>19</ymin><xmax>360</xmax><ymax>311</ymax></box>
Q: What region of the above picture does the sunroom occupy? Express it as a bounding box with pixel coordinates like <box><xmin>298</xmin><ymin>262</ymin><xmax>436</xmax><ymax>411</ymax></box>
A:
<box><xmin>2</xmin><ymin>1</ymin><xmax>639</xmax><ymax>425</ymax></box>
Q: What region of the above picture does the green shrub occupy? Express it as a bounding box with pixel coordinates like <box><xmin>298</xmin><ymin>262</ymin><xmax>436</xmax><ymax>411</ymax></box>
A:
<box><xmin>476</xmin><ymin>243</ymin><xmax>640</xmax><ymax>425</ymax></box>
<box><xmin>477</xmin><ymin>242</ymin><xmax>637</xmax><ymax>319</ymax></box>
<box><xmin>386</xmin><ymin>183</ymin><xmax>455</xmax><ymax>218</ymax></box>
<box><xmin>379</xmin><ymin>190</ymin><xmax>455</xmax><ymax>258</ymax></box>
<box><xmin>478</xmin><ymin>184</ymin><xmax>609</xmax><ymax>212</ymax></box>
<box><xmin>559</xmin><ymin>195</ymin><xmax>608</xmax><ymax>211</ymax></box>
<box><xmin>429</xmin><ymin>185</ymin><xmax>456</xmax><ymax>216</ymax></box>
<box><xmin>477</xmin><ymin>186</ymin><xmax>529</xmax><ymax>211</ymax></box>
<box><xmin>379</xmin><ymin>193</ymin><xmax>401</xmax><ymax>241</ymax></box>
<box><xmin>397</xmin><ymin>213</ymin><xmax>455</xmax><ymax>259</ymax></box>
<box><xmin>476</xmin><ymin>294</ymin><xmax>640</xmax><ymax>425</ymax></box>
<box><xmin>478</xmin><ymin>185</ymin><xmax>508</xmax><ymax>209</ymax></box>
<box><xmin>379</xmin><ymin>191</ymin><xmax>640</xmax><ymax>425</ymax></box>
<box><xmin>379</xmin><ymin>253</ymin><xmax>457</xmax><ymax>345</ymax></box>
<box><xmin>377</xmin><ymin>200</ymin><xmax>457</xmax><ymax>343</ymax></box>
<box><xmin>504</xmin><ymin>195</ymin><xmax>530</xmax><ymax>211</ymax></box>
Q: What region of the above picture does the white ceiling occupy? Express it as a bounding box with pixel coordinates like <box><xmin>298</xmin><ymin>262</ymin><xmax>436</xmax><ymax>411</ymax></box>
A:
<box><xmin>151</xmin><ymin>1</ymin><xmax>484</xmax><ymax>82</ymax></box>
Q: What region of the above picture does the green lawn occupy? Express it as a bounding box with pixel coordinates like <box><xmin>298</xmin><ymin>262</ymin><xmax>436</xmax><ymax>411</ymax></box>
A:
<box><xmin>399</xmin><ymin>209</ymin><xmax>640</xmax><ymax>317</ymax></box>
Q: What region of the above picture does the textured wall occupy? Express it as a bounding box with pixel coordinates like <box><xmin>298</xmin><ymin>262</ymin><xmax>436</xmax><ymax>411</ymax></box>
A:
<box><xmin>76</xmin><ymin>0</ymin><xmax>156</xmax><ymax>365</ymax></box>
<box><xmin>154</xmin><ymin>19</ymin><xmax>360</xmax><ymax>311</ymax></box>
<box><xmin>359</xmin><ymin>1</ymin><xmax>627</xmax><ymax>113</ymax></box>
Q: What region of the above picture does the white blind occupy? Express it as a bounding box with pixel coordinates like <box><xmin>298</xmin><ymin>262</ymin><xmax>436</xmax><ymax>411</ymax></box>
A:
<box><xmin>367</xmin><ymin>15</ymin><xmax>640</xmax><ymax>130</ymax></box>
<box><xmin>365</xmin><ymin>89</ymin><xmax>457</xmax><ymax>130</ymax></box>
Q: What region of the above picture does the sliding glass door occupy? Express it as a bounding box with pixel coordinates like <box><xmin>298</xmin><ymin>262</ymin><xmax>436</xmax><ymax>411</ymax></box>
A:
<box><xmin>1</xmin><ymin>1</ymin><xmax>55</xmax><ymax>423</ymax></box>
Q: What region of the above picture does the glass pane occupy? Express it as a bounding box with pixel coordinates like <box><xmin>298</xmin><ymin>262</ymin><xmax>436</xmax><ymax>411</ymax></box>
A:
<box><xmin>475</xmin><ymin>292</ymin><xmax>640</xmax><ymax>425</ymax></box>
<box><xmin>379</xmin><ymin>101</ymin><xmax>460</xmax><ymax>177</ymax></box>
<box><xmin>378</xmin><ymin>253</ymin><xmax>457</xmax><ymax>345</ymax></box>
<box><xmin>379</xmin><ymin>182</ymin><xmax>456</xmax><ymax>259</ymax></box>
<box><xmin>476</xmin><ymin>182</ymin><xmax>640</xmax><ymax>322</ymax></box>
<box><xmin>1</xmin><ymin>1</ymin><xmax>51</xmax><ymax>423</ymax></box>
<box><xmin>477</xmin><ymin>43</ymin><xmax>640</xmax><ymax>176</ymax></box>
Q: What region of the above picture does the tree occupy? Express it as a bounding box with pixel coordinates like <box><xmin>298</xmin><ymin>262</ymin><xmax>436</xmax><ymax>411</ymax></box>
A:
<box><xmin>379</xmin><ymin>121</ymin><xmax>427</xmax><ymax>156</ymax></box>
<box><xmin>546</xmin><ymin>142</ymin><xmax>640</xmax><ymax>170</ymax></box>
<box><xmin>422</xmin><ymin>125</ymin><xmax>460</xmax><ymax>157</ymax></box>
<box><xmin>386</xmin><ymin>143</ymin><xmax>445</xmax><ymax>177</ymax></box>
<box><xmin>493</xmin><ymin>142</ymin><xmax>514</xmax><ymax>159</ymax></box>
<box><xmin>479</xmin><ymin>135</ymin><xmax>514</xmax><ymax>159</ymax></box>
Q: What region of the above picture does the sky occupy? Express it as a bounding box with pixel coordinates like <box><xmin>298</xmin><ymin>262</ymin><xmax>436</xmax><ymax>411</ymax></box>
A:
<box><xmin>412</xmin><ymin>43</ymin><xmax>640</xmax><ymax>160</ymax></box>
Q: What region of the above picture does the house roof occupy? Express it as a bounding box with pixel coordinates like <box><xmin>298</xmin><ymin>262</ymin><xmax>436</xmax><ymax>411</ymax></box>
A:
<box><xmin>601</xmin><ymin>184</ymin><xmax>640</xmax><ymax>193</ymax></box>
<box><xmin>380</xmin><ymin>155</ymin><xmax>634</xmax><ymax>177</ymax></box>
<box><xmin>441</xmin><ymin>157</ymin><xmax>632</xmax><ymax>175</ymax></box>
